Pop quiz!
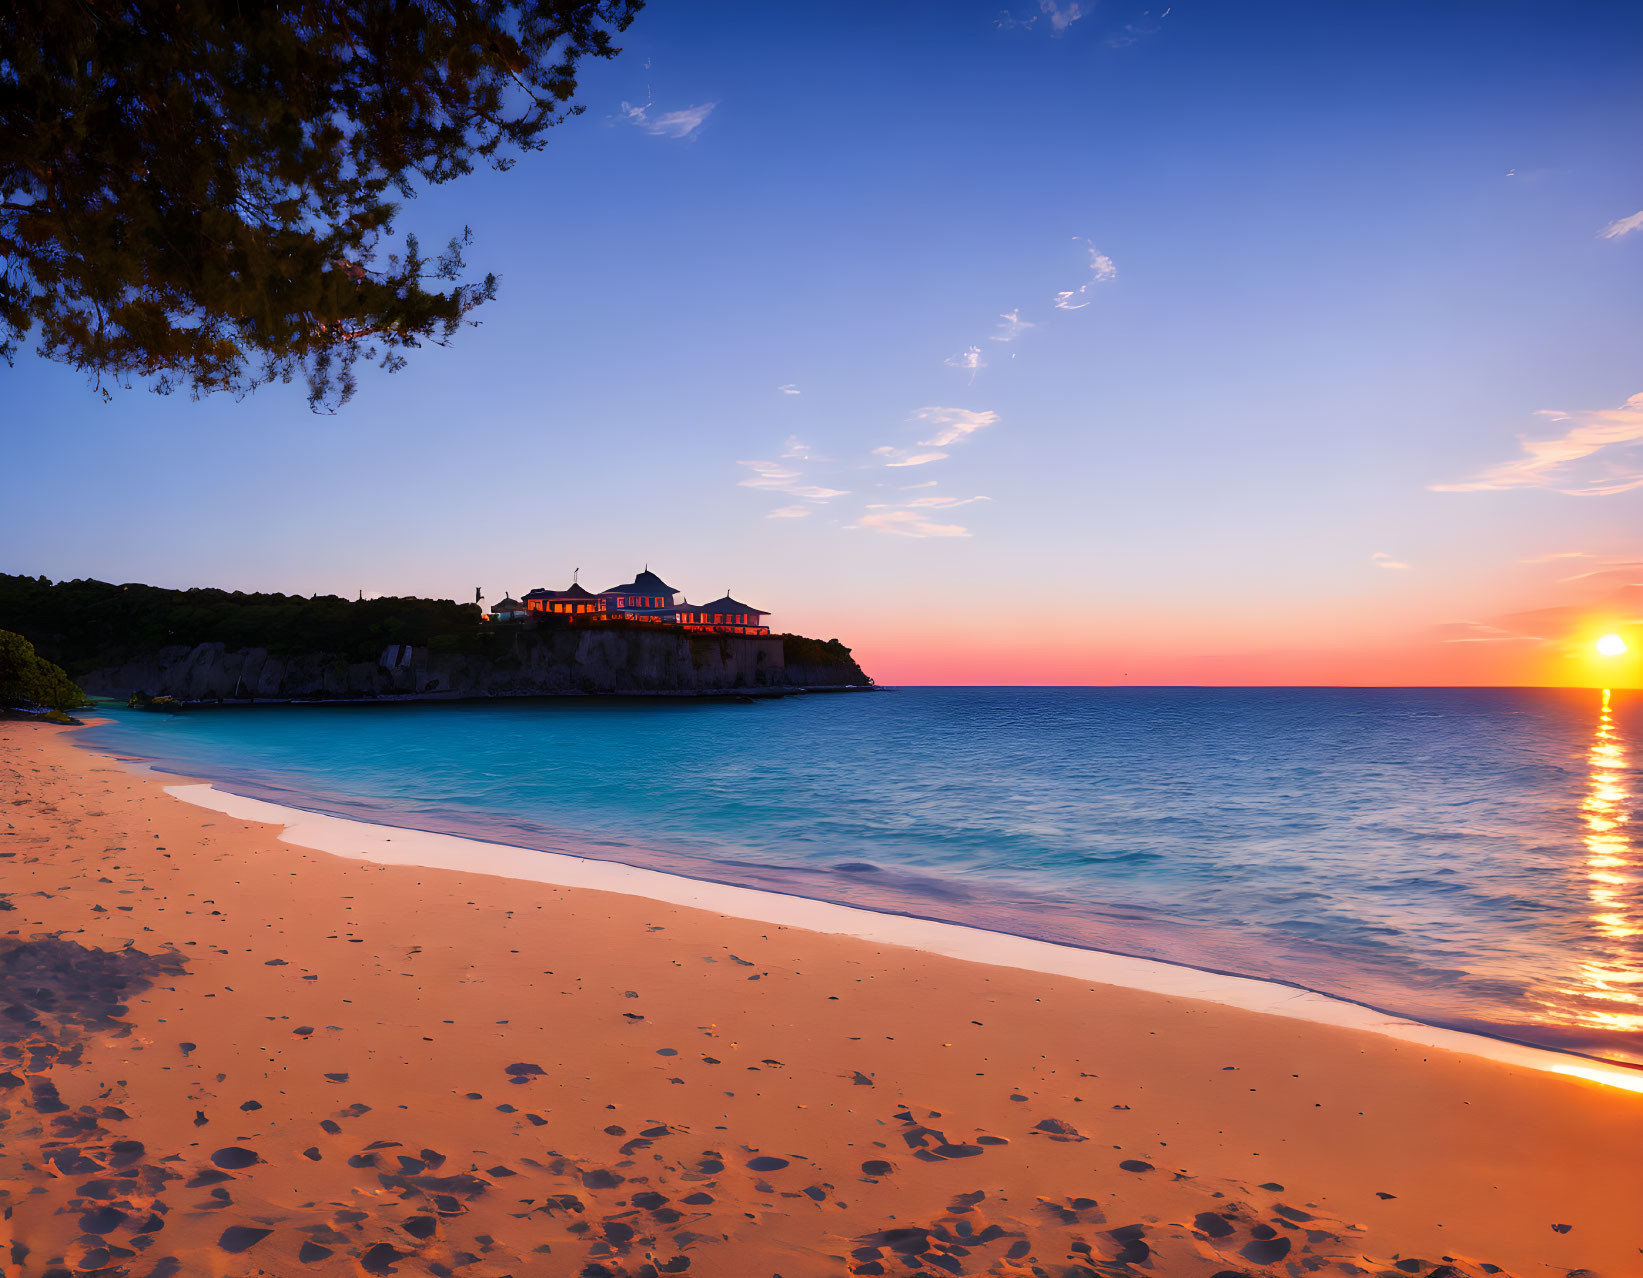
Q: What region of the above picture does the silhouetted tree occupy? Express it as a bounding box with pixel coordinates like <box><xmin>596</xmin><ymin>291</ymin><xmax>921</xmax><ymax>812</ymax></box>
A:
<box><xmin>0</xmin><ymin>0</ymin><xmax>641</xmax><ymax>410</ymax></box>
<box><xmin>0</xmin><ymin>629</ymin><xmax>88</xmax><ymax>712</ymax></box>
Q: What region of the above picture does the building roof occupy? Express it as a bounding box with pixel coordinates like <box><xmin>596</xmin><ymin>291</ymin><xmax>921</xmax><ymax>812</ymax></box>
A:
<box><xmin>690</xmin><ymin>595</ymin><xmax>768</xmax><ymax>618</ymax></box>
<box><xmin>602</xmin><ymin>568</ymin><xmax>678</xmax><ymax>597</ymax></box>
<box><xmin>492</xmin><ymin>597</ymin><xmax>523</xmax><ymax>611</ymax></box>
<box><xmin>526</xmin><ymin>582</ymin><xmax>597</xmax><ymax>600</ymax></box>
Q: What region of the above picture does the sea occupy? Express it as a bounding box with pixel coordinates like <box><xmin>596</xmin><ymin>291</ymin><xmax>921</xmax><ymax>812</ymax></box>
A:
<box><xmin>79</xmin><ymin>686</ymin><xmax>1643</xmax><ymax>1067</ymax></box>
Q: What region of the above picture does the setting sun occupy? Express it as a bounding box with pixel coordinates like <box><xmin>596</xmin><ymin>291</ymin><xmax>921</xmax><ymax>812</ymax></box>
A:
<box><xmin>1596</xmin><ymin>634</ymin><xmax>1628</xmax><ymax>657</ymax></box>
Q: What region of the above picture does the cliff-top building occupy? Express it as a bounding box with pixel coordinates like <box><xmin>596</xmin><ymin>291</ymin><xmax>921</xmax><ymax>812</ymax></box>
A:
<box><xmin>673</xmin><ymin>595</ymin><xmax>772</xmax><ymax>635</ymax></box>
<box><xmin>509</xmin><ymin>568</ymin><xmax>770</xmax><ymax>636</ymax></box>
<box><xmin>522</xmin><ymin>581</ymin><xmax>605</xmax><ymax>617</ymax></box>
<box><xmin>601</xmin><ymin>568</ymin><xmax>681</xmax><ymax>618</ymax></box>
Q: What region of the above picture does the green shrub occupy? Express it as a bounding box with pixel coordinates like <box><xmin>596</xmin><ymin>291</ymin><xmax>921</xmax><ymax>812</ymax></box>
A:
<box><xmin>0</xmin><ymin>629</ymin><xmax>89</xmax><ymax>711</ymax></box>
<box><xmin>779</xmin><ymin>634</ymin><xmax>861</xmax><ymax>669</ymax></box>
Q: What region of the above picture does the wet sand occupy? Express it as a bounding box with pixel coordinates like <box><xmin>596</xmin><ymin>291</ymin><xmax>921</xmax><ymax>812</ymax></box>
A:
<box><xmin>2</xmin><ymin>720</ymin><xmax>1641</xmax><ymax>1277</ymax></box>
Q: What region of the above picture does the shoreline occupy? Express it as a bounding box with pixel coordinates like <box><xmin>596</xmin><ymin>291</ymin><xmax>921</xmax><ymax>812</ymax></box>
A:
<box><xmin>88</xmin><ymin>720</ymin><xmax>1643</xmax><ymax>1079</ymax></box>
<box><xmin>99</xmin><ymin>683</ymin><xmax>881</xmax><ymax>709</ymax></box>
<box><xmin>5</xmin><ymin>719</ymin><xmax>1642</xmax><ymax>1276</ymax></box>
<box><xmin>155</xmin><ymin>769</ymin><xmax>1643</xmax><ymax>1096</ymax></box>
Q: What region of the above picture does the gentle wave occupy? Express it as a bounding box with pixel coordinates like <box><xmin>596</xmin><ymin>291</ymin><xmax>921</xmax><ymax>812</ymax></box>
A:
<box><xmin>81</xmin><ymin>686</ymin><xmax>1643</xmax><ymax>1065</ymax></box>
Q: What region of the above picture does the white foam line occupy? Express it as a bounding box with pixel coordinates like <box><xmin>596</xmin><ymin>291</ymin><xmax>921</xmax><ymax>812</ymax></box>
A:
<box><xmin>164</xmin><ymin>781</ymin><xmax>1643</xmax><ymax>1096</ymax></box>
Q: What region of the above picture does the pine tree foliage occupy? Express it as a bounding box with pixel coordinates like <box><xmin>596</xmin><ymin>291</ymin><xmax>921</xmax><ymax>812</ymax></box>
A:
<box><xmin>0</xmin><ymin>0</ymin><xmax>641</xmax><ymax>410</ymax></box>
<box><xmin>0</xmin><ymin>628</ymin><xmax>88</xmax><ymax>712</ymax></box>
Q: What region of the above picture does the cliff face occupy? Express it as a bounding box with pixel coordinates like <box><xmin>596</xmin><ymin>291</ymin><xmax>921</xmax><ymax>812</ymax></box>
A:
<box><xmin>78</xmin><ymin>629</ymin><xmax>870</xmax><ymax>701</ymax></box>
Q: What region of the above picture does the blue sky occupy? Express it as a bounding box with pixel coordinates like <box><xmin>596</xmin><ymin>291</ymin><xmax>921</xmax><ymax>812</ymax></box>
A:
<box><xmin>4</xmin><ymin>1</ymin><xmax>1641</xmax><ymax>683</ymax></box>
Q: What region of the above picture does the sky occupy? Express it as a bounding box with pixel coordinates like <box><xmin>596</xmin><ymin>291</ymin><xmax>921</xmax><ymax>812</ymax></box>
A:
<box><xmin>4</xmin><ymin>0</ymin><xmax>1642</xmax><ymax>686</ymax></box>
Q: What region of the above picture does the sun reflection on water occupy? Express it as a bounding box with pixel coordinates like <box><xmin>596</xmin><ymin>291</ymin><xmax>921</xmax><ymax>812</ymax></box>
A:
<box><xmin>1555</xmin><ymin>690</ymin><xmax>1643</xmax><ymax>1034</ymax></box>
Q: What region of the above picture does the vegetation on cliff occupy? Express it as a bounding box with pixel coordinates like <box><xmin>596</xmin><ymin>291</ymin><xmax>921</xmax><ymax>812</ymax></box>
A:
<box><xmin>776</xmin><ymin>634</ymin><xmax>870</xmax><ymax>681</ymax></box>
<box><xmin>0</xmin><ymin>574</ymin><xmax>485</xmax><ymax>674</ymax></box>
<box><xmin>0</xmin><ymin>575</ymin><xmax>872</xmax><ymax>689</ymax></box>
<box><xmin>0</xmin><ymin>628</ymin><xmax>88</xmax><ymax>716</ymax></box>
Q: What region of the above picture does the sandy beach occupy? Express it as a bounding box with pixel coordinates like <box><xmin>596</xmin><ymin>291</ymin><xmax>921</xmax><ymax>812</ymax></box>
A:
<box><xmin>3</xmin><ymin>719</ymin><xmax>1641</xmax><ymax>1278</ymax></box>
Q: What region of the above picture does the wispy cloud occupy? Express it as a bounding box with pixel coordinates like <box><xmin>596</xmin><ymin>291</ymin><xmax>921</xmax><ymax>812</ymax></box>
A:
<box><xmin>871</xmin><ymin>446</ymin><xmax>950</xmax><ymax>468</ymax></box>
<box><xmin>616</xmin><ymin>100</ymin><xmax>716</xmax><ymax>139</ymax></box>
<box><xmin>868</xmin><ymin>409</ymin><xmax>996</xmax><ymax>469</ymax></box>
<box><xmin>1002</xmin><ymin>1</ymin><xmax>1161</xmax><ymax>40</ymax></box>
<box><xmin>777</xmin><ymin>384</ymin><xmax>800</xmax><ymax>395</ymax></box>
<box><xmin>1517</xmin><ymin>555</ymin><xmax>1643</xmax><ymax>587</ymax></box>
<box><xmin>1431</xmin><ymin>562</ymin><xmax>1643</xmax><ymax>649</ymax></box>
<box><xmin>942</xmin><ymin>239</ymin><xmax>1116</xmax><ymax>372</ymax></box>
<box><xmin>858</xmin><ymin>486</ymin><xmax>992</xmax><ymax>538</ymax></box>
<box><xmin>907</xmin><ymin>494</ymin><xmax>992</xmax><ymax>510</ymax></box>
<box><xmin>856</xmin><ymin>510</ymin><xmax>973</xmax><ymax>538</ymax></box>
<box><xmin>988</xmin><ymin>309</ymin><xmax>1034</xmax><ymax>342</ymax></box>
<box><xmin>766</xmin><ymin>505</ymin><xmax>812</xmax><ymax>519</ymax></box>
<box><xmin>1039</xmin><ymin>0</ymin><xmax>1086</xmax><ymax>32</ymax></box>
<box><xmin>1430</xmin><ymin>392</ymin><xmax>1643</xmax><ymax>496</ymax></box>
<box><xmin>944</xmin><ymin>345</ymin><xmax>986</xmax><ymax>380</ymax></box>
<box><xmin>1371</xmin><ymin>552</ymin><xmax>1412</xmax><ymax>570</ymax></box>
<box><xmin>737</xmin><ymin>459</ymin><xmax>848</xmax><ymax>501</ymax></box>
<box><xmin>780</xmin><ymin>435</ymin><xmax>814</xmax><ymax>460</ymax></box>
<box><xmin>866</xmin><ymin>493</ymin><xmax>991</xmax><ymax>510</ymax></box>
<box><xmin>1106</xmin><ymin>9</ymin><xmax>1168</xmax><ymax>48</ymax></box>
<box><xmin>1433</xmin><ymin>621</ymin><xmax>1545</xmax><ymax>644</ymax></box>
<box><xmin>1557</xmin><ymin>566</ymin><xmax>1640</xmax><ymax>584</ymax></box>
<box><xmin>1599</xmin><ymin>210</ymin><xmax>1643</xmax><ymax>240</ymax></box>
<box><xmin>1055</xmin><ymin>239</ymin><xmax>1117</xmax><ymax>309</ymax></box>
<box><xmin>912</xmin><ymin>406</ymin><xmax>1000</xmax><ymax>447</ymax></box>
<box><xmin>994</xmin><ymin>9</ymin><xmax>1037</xmax><ymax>29</ymax></box>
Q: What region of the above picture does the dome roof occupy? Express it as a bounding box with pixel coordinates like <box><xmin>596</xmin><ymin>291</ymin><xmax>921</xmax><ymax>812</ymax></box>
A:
<box><xmin>603</xmin><ymin>568</ymin><xmax>678</xmax><ymax>596</ymax></box>
<box><xmin>693</xmin><ymin>595</ymin><xmax>767</xmax><ymax>617</ymax></box>
<box><xmin>526</xmin><ymin>582</ymin><xmax>595</xmax><ymax>599</ymax></box>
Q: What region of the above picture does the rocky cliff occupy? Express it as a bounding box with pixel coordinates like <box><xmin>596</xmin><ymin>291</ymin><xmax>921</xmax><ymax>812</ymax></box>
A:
<box><xmin>78</xmin><ymin>628</ymin><xmax>871</xmax><ymax>701</ymax></box>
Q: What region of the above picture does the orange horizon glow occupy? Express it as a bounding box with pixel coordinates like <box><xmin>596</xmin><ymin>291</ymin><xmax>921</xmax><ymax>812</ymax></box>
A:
<box><xmin>775</xmin><ymin>557</ymin><xmax>1643</xmax><ymax>687</ymax></box>
<box><xmin>847</xmin><ymin>624</ymin><xmax>1642</xmax><ymax>688</ymax></box>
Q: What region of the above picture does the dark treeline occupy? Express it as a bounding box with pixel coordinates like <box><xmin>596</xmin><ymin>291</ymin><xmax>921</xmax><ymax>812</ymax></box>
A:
<box><xmin>0</xmin><ymin>574</ymin><xmax>485</xmax><ymax>674</ymax></box>
<box><xmin>0</xmin><ymin>575</ymin><xmax>869</xmax><ymax>683</ymax></box>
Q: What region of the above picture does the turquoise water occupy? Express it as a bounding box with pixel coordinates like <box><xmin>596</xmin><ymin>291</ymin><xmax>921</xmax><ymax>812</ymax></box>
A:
<box><xmin>81</xmin><ymin>687</ymin><xmax>1643</xmax><ymax>1065</ymax></box>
